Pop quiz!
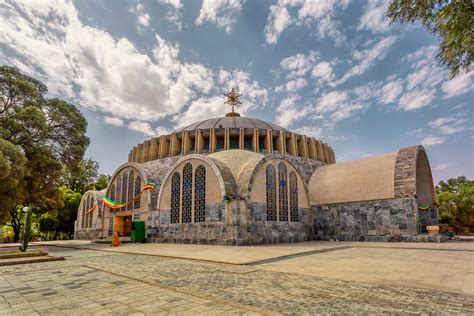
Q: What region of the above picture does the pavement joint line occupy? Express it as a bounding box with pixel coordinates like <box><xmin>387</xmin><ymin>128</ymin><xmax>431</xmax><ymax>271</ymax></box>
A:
<box><xmin>350</xmin><ymin>245</ymin><xmax>474</xmax><ymax>252</ymax></box>
<box><xmin>244</xmin><ymin>246</ymin><xmax>354</xmax><ymax>266</ymax></box>
<box><xmin>80</xmin><ymin>264</ymin><xmax>280</xmax><ymax>316</ymax></box>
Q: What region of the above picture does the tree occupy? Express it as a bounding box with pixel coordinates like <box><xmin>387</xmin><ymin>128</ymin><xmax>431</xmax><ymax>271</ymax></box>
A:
<box><xmin>0</xmin><ymin>138</ymin><xmax>27</xmax><ymax>223</ymax></box>
<box><xmin>436</xmin><ymin>176</ymin><xmax>474</xmax><ymax>229</ymax></box>
<box><xmin>95</xmin><ymin>174</ymin><xmax>110</xmax><ymax>191</ymax></box>
<box><xmin>63</xmin><ymin>158</ymin><xmax>99</xmax><ymax>194</ymax></box>
<box><xmin>387</xmin><ymin>0</ymin><xmax>473</xmax><ymax>77</ymax></box>
<box><xmin>56</xmin><ymin>188</ymin><xmax>82</xmax><ymax>239</ymax></box>
<box><xmin>7</xmin><ymin>207</ymin><xmax>24</xmax><ymax>242</ymax></box>
<box><xmin>0</xmin><ymin>65</ymin><xmax>89</xmax><ymax>216</ymax></box>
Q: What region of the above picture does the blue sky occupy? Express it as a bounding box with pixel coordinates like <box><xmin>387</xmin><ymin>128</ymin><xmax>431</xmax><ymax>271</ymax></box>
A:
<box><xmin>1</xmin><ymin>0</ymin><xmax>472</xmax><ymax>183</ymax></box>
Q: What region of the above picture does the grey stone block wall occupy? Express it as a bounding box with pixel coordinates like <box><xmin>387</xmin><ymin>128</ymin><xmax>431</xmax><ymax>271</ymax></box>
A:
<box><xmin>313</xmin><ymin>198</ymin><xmax>418</xmax><ymax>241</ymax></box>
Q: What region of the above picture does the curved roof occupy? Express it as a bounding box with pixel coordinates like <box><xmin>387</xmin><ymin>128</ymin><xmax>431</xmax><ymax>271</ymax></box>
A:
<box><xmin>176</xmin><ymin>116</ymin><xmax>289</xmax><ymax>132</ymax></box>
<box><xmin>309</xmin><ymin>153</ymin><xmax>398</xmax><ymax>205</ymax></box>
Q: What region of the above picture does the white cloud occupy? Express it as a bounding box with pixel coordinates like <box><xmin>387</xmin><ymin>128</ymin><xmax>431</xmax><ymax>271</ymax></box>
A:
<box><xmin>0</xmin><ymin>1</ymin><xmax>226</xmax><ymax>135</ymax></box>
<box><xmin>358</xmin><ymin>0</ymin><xmax>391</xmax><ymax>33</ymax></box>
<box><xmin>428</xmin><ymin>116</ymin><xmax>466</xmax><ymax>135</ymax></box>
<box><xmin>380</xmin><ymin>79</ymin><xmax>403</xmax><ymax>104</ymax></box>
<box><xmin>158</xmin><ymin>0</ymin><xmax>183</xmax><ymax>30</ymax></box>
<box><xmin>311</xmin><ymin>61</ymin><xmax>335</xmax><ymax>85</ymax></box>
<box><xmin>264</xmin><ymin>0</ymin><xmax>350</xmax><ymax>45</ymax></box>
<box><xmin>294</xmin><ymin>126</ymin><xmax>323</xmax><ymax>138</ymax></box>
<box><xmin>174</xmin><ymin>69</ymin><xmax>268</xmax><ymax>128</ymax></box>
<box><xmin>396</xmin><ymin>46</ymin><xmax>449</xmax><ymax>111</ymax></box>
<box><xmin>130</xmin><ymin>3</ymin><xmax>151</xmax><ymax>32</ymax></box>
<box><xmin>128</xmin><ymin>121</ymin><xmax>171</xmax><ymax>137</ymax></box>
<box><xmin>104</xmin><ymin>117</ymin><xmax>124</xmax><ymax>127</ymax></box>
<box><xmin>432</xmin><ymin>163</ymin><xmax>452</xmax><ymax>171</ymax></box>
<box><xmin>315</xmin><ymin>90</ymin><xmax>349</xmax><ymax>114</ymax></box>
<box><xmin>275</xmin><ymin>78</ymin><xmax>307</xmax><ymax>93</ymax></box>
<box><xmin>195</xmin><ymin>0</ymin><xmax>243</xmax><ymax>33</ymax></box>
<box><xmin>399</xmin><ymin>89</ymin><xmax>435</xmax><ymax>110</ymax></box>
<box><xmin>442</xmin><ymin>72</ymin><xmax>473</xmax><ymax>98</ymax></box>
<box><xmin>275</xmin><ymin>95</ymin><xmax>311</xmax><ymax>128</ymax></box>
<box><xmin>264</xmin><ymin>4</ymin><xmax>291</xmax><ymax>44</ymax></box>
<box><xmin>336</xmin><ymin>36</ymin><xmax>396</xmax><ymax>85</ymax></box>
<box><xmin>420</xmin><ymin>135</ymin><xmax>445</xmax><ymax>147</ymax></box>
<box><xmin>280</xmin><ymin>51</ymin><xmax>319</xmax><ymax>79</ymax></box>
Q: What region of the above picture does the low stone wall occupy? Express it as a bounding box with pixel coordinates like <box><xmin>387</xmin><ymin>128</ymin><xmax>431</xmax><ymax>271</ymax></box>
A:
<box><xmin>313</xmin><ymin>198</ymin><xmax>419</xmax><ymax>241</ymax></box>
<box><xmin>75</xmin><ymin>229</ymin><xmax>101</xmax><ymax>240</ymax></box>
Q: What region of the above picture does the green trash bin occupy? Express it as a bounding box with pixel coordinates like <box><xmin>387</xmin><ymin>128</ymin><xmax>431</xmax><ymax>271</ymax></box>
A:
<box><xmin>131</xmin><ymin>220</ymin><xmax>146</xmax><ymax>243</ymax></box>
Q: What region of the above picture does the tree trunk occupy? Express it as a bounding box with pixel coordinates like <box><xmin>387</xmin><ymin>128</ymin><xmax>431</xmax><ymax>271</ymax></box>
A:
<box><xmin>9</xmin><ymin>207</ymin><xmax>22</xmax><ymax>242</ymax></box>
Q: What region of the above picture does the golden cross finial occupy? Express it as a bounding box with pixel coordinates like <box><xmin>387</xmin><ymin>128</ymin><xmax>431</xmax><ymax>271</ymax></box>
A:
<box><xmin>224</xmin><ymin>88</ymin><xmax>242</xmax><ymax>116</ymax></box>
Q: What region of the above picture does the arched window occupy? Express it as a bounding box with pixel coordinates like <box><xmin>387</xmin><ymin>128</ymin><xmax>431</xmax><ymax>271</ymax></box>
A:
<box><xmin>194</xmin><ymin>165</ymin><xmax>206</xmax><ymax>222</ymax></box>
<box><xmin>171</xmin><ymin>172</ymin><xmax>180</xmax><ymax>223</ymax></box>
<box><xmin>127</xmin><ymin>171</ymin><xmax>134</xmax><ymax>211</ymax></box>
<box><xmin>266</xmin><ymin>164</ymin><xmax>277</xmax><ymax>221</ymax></box>
<box><xmin>116</xmin><ymin>174</ymin><xmax>122</xmax><ymax>207</ymax></box>
<box><xmin>182</xmin><ymin>163</ymin><xmax>193</xmax><ymax>223</ymax></box>
<box><xmin>289</xmin><ymin>171</ymin><xmax>298</xmax><ymax>222</ymax></box>
<box><xmin>134</xmin><ymin>176</ymin><xmax>141</xmax><ymax>209</ymax></box>
<box><xmin>110</xmin><ymin>184</ymin><xmax>116</xmax><ymax>202</ymax></box>
<box><xmin>278</xmin><ymin>162</ymin><xmax>288</xmax><ymax>222</ymax></box>
<box><xmin>88</xmin><ymin>196</ymin><xmax>93</xmax><ymax>228</ymax></box>
<box><xmin>81</xmin><ymin>196</ymin><xmax>86</xmax><ymax>229</ymax></box>
<box><xmin>121</xmin><ymin>171</ymin><xmax>128</xmax><ymax>211</ymax></box>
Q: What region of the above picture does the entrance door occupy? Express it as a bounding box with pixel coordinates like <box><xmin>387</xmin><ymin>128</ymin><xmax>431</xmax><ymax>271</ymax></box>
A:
<box><xmin>123</xmin><ymin>216</ymin><xmax>132</xmax><ymax>237</ymax></box>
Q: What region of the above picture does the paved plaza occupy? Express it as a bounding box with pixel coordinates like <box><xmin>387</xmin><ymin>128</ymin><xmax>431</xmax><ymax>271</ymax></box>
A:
<box><xmin>0</xmin><ymin>241</ymin><xmax>473</xmax><ymax>315</ymax></box>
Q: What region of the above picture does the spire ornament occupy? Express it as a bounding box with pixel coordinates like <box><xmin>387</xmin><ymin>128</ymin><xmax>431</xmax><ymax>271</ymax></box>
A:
<box><xmin>224</xmin><ymin>87</ymin><xmax>242</xmax><ymax>117</ymax></box>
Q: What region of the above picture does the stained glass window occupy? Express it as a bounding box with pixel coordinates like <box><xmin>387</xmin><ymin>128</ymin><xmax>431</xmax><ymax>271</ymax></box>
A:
<box><xmin>121</xmin><ymin>171</ymin><xmax>128</xmax><ymax>211</ymax></box>
<box><xmin>116</xmin><ymin>174</ymin><xmax>122</xmax><ymax>208</ymax></box>
<box><xmin>127</xmin><ymin>171</ymin><xmax>134</xmax><ymax>211</ymax></box>
<box><xmin>266</xmin><ymin>164</ymin><xmax>277</xmax><ymax>221</ymax></box>
<box><xmin>194</xmin><ymin>165</ymin><xmax>206</xmax><ymax>222</ymax></box>
<box><xmin>110</xmin><ymin>184</ymin><xmax>116</xmax><ymax>203</ymax></box>
<box><xmin>134</xmin><ymin>176</ymin><xmax>141</xmax><ymax>209</ymax></box>
<box><xmin>171</xmin><ymin>172</ymin><xmax>180</xmax><ymax>223</ymax></box>
<box><xmin>182</xmin><ymin>163</ymin><xmax>193</xmax><ymax>223</ymax></box>
<box><xmin>278</xmin><ymin>162</ymin><xmax>288</xmax><ymax>222</ymax></box>
<box><xmin>289</xmin><ymin>171</ymin><xmax>298</xmax><ymax>222</ymax></box>
<box><xmin>81</xmin><ymin>196</ymin><xmax>86</xmax><ymax>229</ymax></box>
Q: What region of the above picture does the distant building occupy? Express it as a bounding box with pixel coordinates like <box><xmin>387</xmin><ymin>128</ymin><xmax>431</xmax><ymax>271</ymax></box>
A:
<box><xmin>75</xmin><ymin>91</ymin><xmax>438</xmax><ymax>244</ymax></box>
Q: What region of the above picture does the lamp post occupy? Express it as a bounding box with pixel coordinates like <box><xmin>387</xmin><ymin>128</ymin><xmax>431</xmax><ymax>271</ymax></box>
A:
<box><xmin>19</xmin><ymin>206</ymin><xmax>32</xmax><ymax>252</ymax></box>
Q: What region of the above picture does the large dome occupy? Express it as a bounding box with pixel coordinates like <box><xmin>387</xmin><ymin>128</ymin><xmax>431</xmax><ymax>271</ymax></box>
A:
<box><xmin>176</xmin><ymin>116</ymin><xmax>289</xmax><ymax>133</ymax></box>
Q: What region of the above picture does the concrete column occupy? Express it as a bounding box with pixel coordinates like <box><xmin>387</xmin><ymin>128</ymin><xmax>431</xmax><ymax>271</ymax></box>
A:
<box><xmin>196</xmin><ymin>129</ymin><xmax>204</xmax><ymax>154</ymax></box>
<box><xmin>128</xmin><ymin>151</ymin><xmax>132</xmax><ymax>163</ymax></box>
<box><xmin>276</xmin><ymin>130</ymin><xmax>285</xmax><ymax>154</ymax></box>
<box><xmin>308</xmin><ymin>138</ymin><xmax>316</xmax><ymax>160</ymax></box>
<box><xmin>210</xmin><ymin>128</ymin><xmax>216</xmax><ymax>153</ymax></box>
<box><xmin>159</xmin><ymin>135</ymin><xmax>170</xmax><ymax>158</ymax></box>
<box><xmin>322</xmin><ymin>143</ymin><xmax>329</xmax><ymax>164</ymax></box>
<box><xmin>253</xmin><ymin>128</ymin><xmax>259</xmax><ymax>152</ymax></box>
<box><xmin>298</xmin><ymin>135</ymin><xmax>308</xmax><ymax>158</ymax></box>
<box><xmin>182</xmin><ymin>131</ymin><xmax>193</xmax><ymax>155</ymax></box>
<box><xmin>316</xmin><ymin>140</ymin><xmax>324</xmax><ymax>162</ymax></box>
<box><xmin>224</xmin><ymin>128</ymin><xmax>230</xmax><ymax>150</ymax></box>
<box><xmin>142</xmin><ymin>140</ymin><xmax>150</xmax><ymax>163</ymax></box>
<box><xmin>131</xmin><ymin>147</ymin><xmax>137</xmax><ymax>162</ymax></box>
<box><xmin>287</xmin><ymin>133</ymin><xmax>297</xmax><ymax>155</ymax></box>
<box><xmin>265</xmin><ymin>129</ymin><xmax>272</xmax><ymax>154</ymax></box>
<box><xmin>137</xmin><ymin>143</ymin><xmax>144</xmax><ymax>163</ymax></box>
<box><xmin>149</xmin><ymin>138</ymin><xmax>159</xmax><ymax>161</ymax></box>
<box><xmin>239</xmin><ymin>128</ymin><xmax>244</xmax><ymax>149</ymax></box>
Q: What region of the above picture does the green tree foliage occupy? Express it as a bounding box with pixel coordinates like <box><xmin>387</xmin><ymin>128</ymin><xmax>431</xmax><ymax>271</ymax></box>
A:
<box><xmin>0</xmin><ymin>138</ymin><xmax>27</xmax><ymax>223</ymax></box>
<box><xmin>0</xmin><ymin>65</ymin><xmax>90</xmax><ymax>224</ymax></box>
<box><xmin>436</xmin><ymin>176</ymin><xmax>474</xmax><ymax>228</ymax></box>
<box><xmin>95</xmin><ymin>174</ymin><xmax>110</xmax><ymax>191</ymax></box>
<box><xmin>387</xmin><ymin>0</ymin><xmax>473</xmax><ymax>77</ymax></box>
<box><xmin>63</xmin><ymin>157</ymin><xmax>99</xmax><ymax>194</ymax></box>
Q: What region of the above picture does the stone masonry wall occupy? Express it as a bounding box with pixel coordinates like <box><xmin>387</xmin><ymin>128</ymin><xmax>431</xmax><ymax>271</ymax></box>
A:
<box><xmin>313</xmin><ymin>198</ymin><xmax>419</xmax><ymax>241</ymax></box>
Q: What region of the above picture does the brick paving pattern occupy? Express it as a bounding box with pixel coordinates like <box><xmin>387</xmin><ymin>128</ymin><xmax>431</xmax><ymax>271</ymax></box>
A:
<box><xmin>0</xmin><ymin>246</ymin><xmax>473</xmax><ymax>315</ymax></box>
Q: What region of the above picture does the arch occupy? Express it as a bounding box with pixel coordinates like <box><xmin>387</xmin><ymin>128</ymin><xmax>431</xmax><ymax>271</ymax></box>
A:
<box><xmin>127</xmin><ymin>170</ymin><xmax>134</xmax><ymax>211</ymax></box>
<box><xmin>194</xmin><ymin>165</ymin><xmax>206</xmax><ymax>222</ymax></box>
<box><xmin>278</xmin><ymin>162</ymin><xmax>288</xmax><ymax>222</ymax></box>
<box><xmin>289</xmin><ymin>171</ymin><xmax>298</xmax><ymax>222</ymax></box>
<box><xmin>171</xmin><ymin>172</ymin><xmax>181</xmax><ymax>223</ymax></box>
<box><xmin>266</xmin><ymin>164</ymin><xmax>277</xmax><ymax>221</ymax></box>
<box><xmin>181</xmin><ymin>163</ymin><xmax>193</xmax><ymax>223</ymax></box>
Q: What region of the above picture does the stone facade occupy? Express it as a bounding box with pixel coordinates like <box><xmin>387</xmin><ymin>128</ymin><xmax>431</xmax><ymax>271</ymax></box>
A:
<box><xmin>313</xmin><ymin>198</ymin><xmax>419</xmax><ymax>241</ymax></box>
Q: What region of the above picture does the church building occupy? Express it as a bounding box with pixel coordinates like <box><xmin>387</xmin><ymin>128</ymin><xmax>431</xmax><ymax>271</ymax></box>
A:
<box><xmin>75</xmin><ymin>89</ymin><xmax>439</xmax><ymax>245</ymax></box>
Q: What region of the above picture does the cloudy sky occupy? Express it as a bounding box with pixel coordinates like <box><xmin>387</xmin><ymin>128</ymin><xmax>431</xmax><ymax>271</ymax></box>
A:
<box><xmin>1</xmin><ymin>0</ymin><xmax>472</xmax><ymax>182</ymax></box>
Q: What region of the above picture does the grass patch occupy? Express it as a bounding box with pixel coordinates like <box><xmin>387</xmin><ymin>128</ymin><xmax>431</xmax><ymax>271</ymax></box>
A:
<box><xmin>0</xmin><ymin>249</ymin><xmax>43</xmax><ymax>255</ymax></box>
